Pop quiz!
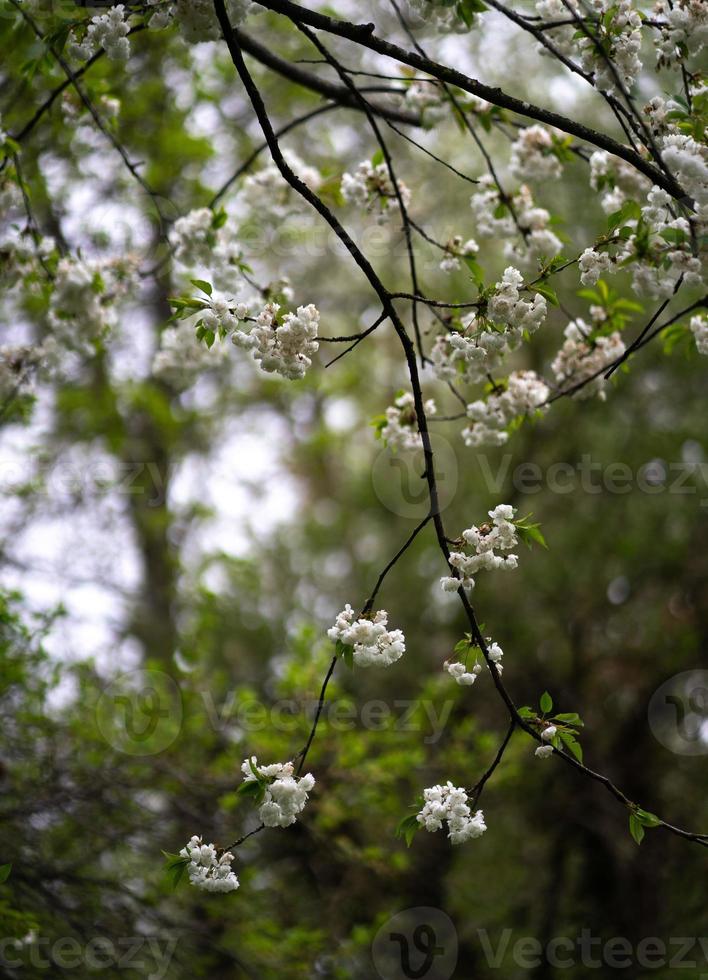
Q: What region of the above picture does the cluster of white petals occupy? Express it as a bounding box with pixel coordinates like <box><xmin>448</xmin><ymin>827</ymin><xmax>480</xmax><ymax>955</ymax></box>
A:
<box><xmin>328</xmin><ymin>605</ymin><xmax>406</xmax><ymax>668</ymax></box>
<box><xmin>440</xmin><ymin>236</ymin><xmax>479</xmax><ymax>273</ymax></box>
<box><xmin>509</xmin><ymin>126</ymin><xmax>562</xmax><ymax>183</ymax></box>
<box><xmin>444</xmin><ymin>639</ymin><xmax>504</xmax><ymax>684</ymax></box>
<box><xmin>49</xmin><ymin>256</ymin><xmax>135</xmax><ymax>348</ymax></box>
<box><xmin>417</xmin><ymin>783</ymin><xmax>487</xmax><ymax>844</ymax></box>
<box><xmin>535</xmin><ymin>744</ymin><xmax>554</xmax><ymax>759</ymax></box>
<box><xmin>148</xmin><ymin>0</ymin><xmax>252</xmax><ymax>41</ymax></box>
<box><xmin>341</xmin><ymin>160</ymin><xmax>411</xmax><ymax>221</ymax></box>
<box><xmin>487</xmin><ymin>267</ymin><xmax>548</xmax><ymax>334</ymax></box>
<box><xmin>402</xmin><ymin>80</ymin><xmax>448</xmax><ymax>126</ymax></box>
<box><xmin>241</xmin><ymin>758</ymin><xmax>315</xmax><ymax>828</ymax></box>
<box><xmin>579</xmin><ymin>0</ymin><xmax>643</xmax><ymax>93</ymax></box>
<box><xmin>654</xmin><ymin>0</ymin><xmax>708</xmax><ymax>65</ymax></box>
<box><xmin>441</xmin><ymin>505</ymin><xmax>519</xmax><ymax>593</ymax></box>
<box><xmin>407</xmin><ymin>0</ymin><xmax>475</xmax><ymax>32</ymax></box>
<box><xmin>690</xmin><ymin>314</ymin><xmax>708</xmax><ymax>355</ymax></box>
<box><xmin>589</xmin><ymin>151</ymin><xmax>650</xmax><ymax>214</ymax></box>
<box><xmin>179</xmin><ymin>837</ymin><xmax>240</xmax><ymax>893</ymax></box>
<box><xmin>578</xmin><ymin>247</ymin><xmax>613</xmax><ymax>286</ymax></box>
<box><xmin>463</xmin><ymin>370</ymin><xmax>549</xmax><ymax>448</ymax></box>
<box><xmin>69</xmin><ymin>5</ymin><xmax>131</xmax><ymax>62</ymax></box>
<box><xmin>551</xmin><ymin>321</ymin><xmax>626</xmax><ymax>399</ymax></box>
<box><xmin>660</xmin><ymin>135</ymin><xmax>708</xmax><ymax>208</ymax></box>
<box><xmin>242</xmin><ymin>151</ymin><xmax>322</xmax><ymax>218</ymax></box>
<box><xmin>379</xmin><ymin>391</ymin><xmax>436</xmax><ymax>451</ymax></box>
<box><xmin>231</xmin><ymin>303</ymin><xmax>320</xmax><ymax>380</ymax></box>
<box><xmin>503</xmin><ymin>185</ymin><xmax>564</xmax><ymax>270</ymax></box>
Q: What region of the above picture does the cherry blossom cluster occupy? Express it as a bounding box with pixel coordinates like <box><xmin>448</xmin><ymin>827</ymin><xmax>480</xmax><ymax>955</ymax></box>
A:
<box><xmin>502</xmin><ymin>185</ymin><xmax>564</xmax><ymax>270</ymax></box>
<box><xmin>462</xmin><ymin>370</ymin><xmax>549</xmax><ymax>448</ymax></box>
<box><xmin>654</xmin><ymin>0</ymin><xmax>708</xmax><ymax>66</ymax></box>
<box><xmin>68</xmin><ymin>4</ymin><xmax>131</xmax><ymax>62</ymax></box>
<box><xmin>49</xmin><ymin>255</ymin><xmax>137</xmax><ymax>350</ymax></box>
<box><xmin>179</xmin><ymin>837</ymin><xmax>240</xmax><ymax>893</ymax></box>
<box><xmin>328</xmin><ymin>605</ymin><xmax>406</xmax><ymax>668</ymax></box>
<box><xmin>578</xmin><ymin>248</ymin><xmax>613</xmax><ymax>287</ymax></box>
<box><xmin>470</xmin><ymin>178</ymin><xmax>563</xmax><ymax>269</ymax></box>
<box><xmin>440</xmin><ymin>236</ymin><xmax>479</xmax><ymax>273</ymax></box>
<box><xmin>441</xmin><ymin>505</ymin><xmax>519</xmax><ymax>593</ymax></box>
<box><xmin>169</xmin><ymin>207</ymin><xmax>245</xmax><ymax>275</ymax></box>
<box><xmin>242</xmin><ymin>151</ymin><xmax>323</xmax><ymax>219</ymax></box>
<box><xmin>589</xmin><ymin>151</ymin><xmax>650</xmax><ymax>215</ymax></box>
<box><xmin>509</xmin><ymin>126</ymin><xmax>563</xmax><ymax>183</ymax></box>
<box><xmin>487</xmin><ymin>267</ymin><xmax>548</xmax><ymax>334</ymax></box>
<box><xmin>416</xmin><ymin>783</ymin><xmax>487</xmax><ymax>844</ymax></box>
<box><xmin>444</xmin><ymin>637</ymin><xmax>504</xmax><ymax>685</ymax></box>
<box><xmin>430</xmin><ymin>267</ymin><xmax>547</xmax><ymax>394</ymax></box>
<box><xmin>240</xmin><ymin>758</ymin><xmax>315</xmax><ymax>828</ymax></box>
<box><xmin>341</xmin><ymin>160</ymin><xmax>411</xmax><ymax>221</ymax></box>
<box><xmin>378</xmin><ymin>391</ymin><xmax>436</xmax><ymax>451</ymax></box>
<box><xmin>231</xmin><ymin>303</ymin><xmax>320</xmax><ymax>380</ymax></box>
<box><xmin>146</xmin><ymin>0</ymin><xmax>253</xmax><ymax>41</ymax></box>
<box><xmin>551</xmin><ymin>320</ymin><xmax>626</xmax><ymax>399</ymax></box>
<box><xmin>402</xmin><ymin>80</ymin><xmax>448</xmax><ymax>127</ymax></box>
<box><xmin>691</xmin><ymin>314</ymin><xmax>708</xmax><ymax>355</ymax></box>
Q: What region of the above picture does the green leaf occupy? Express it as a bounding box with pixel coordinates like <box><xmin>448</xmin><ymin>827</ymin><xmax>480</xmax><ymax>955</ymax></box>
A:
<box><xmin>607</xmin><ymin>200</ymin><xmax>641</xmax><ymax>233</ymax></box>
<box><xmin>540</xmin><ymin>691</ymin><xmax>553</xmax><ymax>714</ymax></box>
<box><xmin>517</xmin><ymin>706</ymin><xmax>536</xmax><ymax>720</ymax></box>
<box><xmin>336</xmin><ymin>638</ymin><xmax>354</xmax><ymax>669</ymax></box>
<box><xmin>629</xmin><ymin>813</ymin><xmax>645</xmax><ymax>845</ymax></box>
<box><xmin>190</xmin><ymin>279</ymin><xmax>213</xmax><ymax>297</ymax></box>
<box><xmin>371</xmin><ymin>148</ymin><xmax>385</xmax><ymax>168</ymax></box>
<box><xmin>554</xmin><ymin>712</ymin><xmax>584</xmax><ymax>727</ymax></box>
<box><xmin>559</xmin><ymin>731</ymin><xmax>583</xmax><ymax>762</ymax></box>
<box><xmin>534</xmin><ymin>282</ymin><xmax>559</xmax><ymax>307</ymax></box>
<box><xmin>395</xmin><ymin>813</ymin><xmax>421</xmax><ymax>847</ymax></box>
<box><xmin>0</xmin><ymin>863</ymin><xmax>11</xmax><ymax>884</ymax></box>
<box><xmin>635</xmin><ymin>808</ymin><xmax>661</xmax><ymax>828</ymax></box>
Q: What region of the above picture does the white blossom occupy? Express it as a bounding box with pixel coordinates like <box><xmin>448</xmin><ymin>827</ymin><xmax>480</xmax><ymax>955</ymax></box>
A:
<box><xmin>690</xmin><ymin>314</ymin><xmax>708</xmax><ymax>355</ymax></box>
<box><xmin>241</xmin><ymin>757</ymin><xmax>315</xmax><ymax>828</ymax></box>
<box><xmin>232</xmin><ymin>303</ymin><xmax>320</xmax><ymax>380</ymax></box>
<box><xmin>440</xmin><ymin>236</ymin><xmax>479</xmax><ymax>273</ymax></box>
<box><xmin>551</xmin><ymin>320</ymin><xmax>626</xmax><ymax>400</ymax></box>
<box><xmin>444</xmin><ymin>506</ymin><xmax>520</xmax><ymax>592</ymax></box>
<box><xmin>341</xmin><ymin>160</ymin><xmax>411</xmax><ymax>221</ymax></box>
<box><xmin>535</xmin><ymin>745</ymin><xmax>554</xmax><ymax>759</ymax></box>
<box><xmin>179</xmin><ymin>836</ymin><xmax>240</xmax><ymax>893</ymax></box>
<box><xmin>444</xmin><ymin>660</ymin><xmax>476</xmax><ymax>686</ymax></box>
<box><xmin>578</xmin><ymin>248</ymin><xmax>613</xmax><ymax>286</ymax></box>
<box><xmin>379</xmin><ymin>391</ymin><xmax>436</xmax><ymax>451</ymax></box>
<box><xmin>509</xmin><ymin>126</ymin><xmax>562</xmax><ymax>183</ymax></box>
<box><xmin>462</xmin><ymin>370</ymin><xmax>549</xmax><ymax>448</ymax></box>
<box><xmin>542</xmin><ymin>725</ymin><xmax>557</xmax><ymax>741</ymax></box>
<box><xmin>69</xmin><ymin>5</ymin><xmax>131</xmax><ymax>62</ymax></box>
<box><xmin>417</xmin><ymin>783</ymin><xmax>487</xmax><ymax>844</ymax></box>
<box><xmin>487</xmin><ymin>267</ymin><xmax>548</xmax><ymax>334</ymax></box>
<box><xmin>328</xmin><ymin>605</ymin><xmax>406</xmax><ymax>668</ymax></box>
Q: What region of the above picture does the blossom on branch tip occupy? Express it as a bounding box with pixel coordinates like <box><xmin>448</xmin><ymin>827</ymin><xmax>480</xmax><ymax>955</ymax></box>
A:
<box><xmin>240</xmin><ymin>758</ymin><xmax>315</xmax><ymax>828</ymax></box>
<box><xmin>329</xmin><ymin>605</ymin><xmax>406</xmax><ymax>668</ymax></box>
<box><xmin>417</xmin><ymin>783</ymin><xmax>487</xmax><ymax>844</ymax></box>
<box><xmin>179</xmin><ymin>837</ymin><xmax>240</xmax><ymax>893</ymax></box>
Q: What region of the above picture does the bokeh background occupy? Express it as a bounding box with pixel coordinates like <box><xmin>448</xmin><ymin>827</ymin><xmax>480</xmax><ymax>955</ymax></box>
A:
<box><xmin>1</xmin><ymin>1</ymin><xmax>707</xmax><ymax>977</ymax></box>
